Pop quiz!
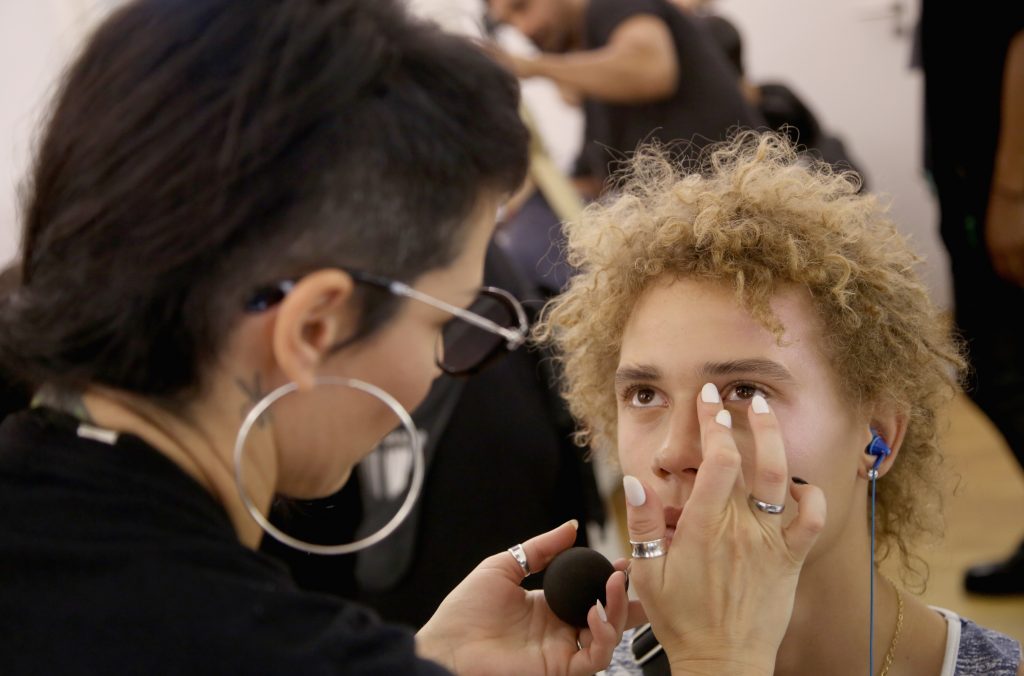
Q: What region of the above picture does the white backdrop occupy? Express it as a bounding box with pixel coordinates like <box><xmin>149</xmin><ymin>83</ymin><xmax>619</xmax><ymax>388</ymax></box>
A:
<box><xmin>0</xmin><ymin>0</ymin><xmax>116</xmax><ymax>266</ymax></box>
<box><xmin>715</xmin><ymin>0</ymin><xmax>950</xmax><ymax>309</ymax></box>
<box><xmin>0</xmin><ymin>0</ymin><xmax>950</xmax><ymax>310</ymax></box>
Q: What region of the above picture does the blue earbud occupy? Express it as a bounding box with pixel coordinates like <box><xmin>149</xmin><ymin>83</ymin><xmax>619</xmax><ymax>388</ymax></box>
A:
<box><xmin>865</xmin><ymin>428</ymin><xmax>891</xmax><ymax>479</ymax></box>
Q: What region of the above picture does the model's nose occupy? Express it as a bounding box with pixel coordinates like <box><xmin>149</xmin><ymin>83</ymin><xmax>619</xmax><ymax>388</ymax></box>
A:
<box><xmin>651</xmin><ymin>403</ymin><xmax>703</xmax><ymax>479</ymax></box>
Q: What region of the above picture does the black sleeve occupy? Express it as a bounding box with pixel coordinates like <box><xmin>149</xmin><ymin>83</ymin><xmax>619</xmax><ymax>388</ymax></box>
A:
<box><xmin>241</xmin><ymin>588</ymin><xmax>456</xmax><ymax>675</ymax></box>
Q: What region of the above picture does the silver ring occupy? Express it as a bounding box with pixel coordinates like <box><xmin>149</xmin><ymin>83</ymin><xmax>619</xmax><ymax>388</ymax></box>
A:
<box><xmin>630</xmin><ymin>537</ymin><xmax>668</xmax><ymax>559</ymax></box>
<box><xmin>749</xmin><ymin>494</ymin><xmax>785</xmax><ymax>514</ymax></box>
<box><xmin>507</xmin><ymin>543</ymin><xmax>531</xmax><ymax>577</ymax></box>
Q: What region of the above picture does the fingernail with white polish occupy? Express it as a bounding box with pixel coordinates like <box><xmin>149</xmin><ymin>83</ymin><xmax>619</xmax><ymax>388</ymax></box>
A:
<box><xmin>623</xmin><ymin>475</ymin><xmax>646</xmax><ymax>506</ymax></box>
<box><xmin>751</xmin><ymin>394</ymin><xmax>770</xmax><ymax>415</ymax></box>
<box><xmin>596</xmin><ymin>599</ymin><xmax>607</xmax><ymax>623</ymax></box>
<box><xmin>715</xmin><ymin>409</ymin><xmax>732</xmax><ymax>428</ymax></box>
<box><xmin>701</xmin><ymin>382</ymin><xmax>720</xmax><ymax>404</ymax></box>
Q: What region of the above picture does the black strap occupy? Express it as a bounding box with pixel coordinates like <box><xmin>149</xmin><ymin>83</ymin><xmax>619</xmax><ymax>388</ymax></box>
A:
<box><xmin>631</xmin><ymin>623</ymin><xmax>671</xmax><ymax>676</ymax></box>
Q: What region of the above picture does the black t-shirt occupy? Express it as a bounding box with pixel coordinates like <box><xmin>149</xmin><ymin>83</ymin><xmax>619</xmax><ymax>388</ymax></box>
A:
<box><xmin>0</xmin><ymin>409</ymin><xmax>451</xmax><ymax>675</ymax></box>
<box><xmin>576</xmin><ymin>0</ymin><xmax>764</xmax><ymax>181</ymax></box>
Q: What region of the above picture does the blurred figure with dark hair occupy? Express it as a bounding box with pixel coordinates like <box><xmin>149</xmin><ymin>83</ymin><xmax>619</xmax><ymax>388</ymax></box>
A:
<box><xmin>699</xmin><ymin>13</ymin><xmax>868</xmax><ymax>186</ymax></box>
<box><xmin>919</xmin><ymin>0</ymin><xmax>1024</xmax><ymax>596</ymax></box>
<box><xmin>484</xmin><ymin>0</ymin><xmax>763</xmax><ymax>198</ymax></box>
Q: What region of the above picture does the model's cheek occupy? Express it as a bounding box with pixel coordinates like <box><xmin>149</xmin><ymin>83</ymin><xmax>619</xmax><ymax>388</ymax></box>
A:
<box><xmin>616</xmin><ymin>429</ymin><xmax>652</xmax><ymax>477</ymax></box>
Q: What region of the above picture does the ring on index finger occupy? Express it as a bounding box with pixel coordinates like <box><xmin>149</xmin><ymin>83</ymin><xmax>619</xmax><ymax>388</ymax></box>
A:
<box><xmin>630</xmin><ymin>537</ymin><xmax>668</xmax><ymax>559</ymax></box>
<box><xmin>748</xmin><ymin>494</ymin><xmax>785</xmax><ymax>515</ymax></box>
<box><xmin>507</xmin><ymin>543</ymin><xmax>531</xmax><ymax>577</ymax></box>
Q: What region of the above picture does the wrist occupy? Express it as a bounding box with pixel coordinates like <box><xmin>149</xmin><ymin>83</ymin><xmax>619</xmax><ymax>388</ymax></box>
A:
<box><xmin>667</xmin><ymin>659</ymin><xmax>770</xmax><ymax>676</ymax></box>
<box><xmin>667</xmin><ymin>658</ymin><xmax>775</xmax><ymax>676</ymax></box>
<box><xmin>516</xmin><ymin>54</ymin><xmax>544</xmax><ymax>79</ymax></box>
<box><xmin>662</xmin><ymin>638</ymin><xmax>777</xmax><ymax>676</ymax></box>
<box><xmin>415</xmin><ymin>624</ymin><xmax>455</xmax><ymax>671</ymax></box>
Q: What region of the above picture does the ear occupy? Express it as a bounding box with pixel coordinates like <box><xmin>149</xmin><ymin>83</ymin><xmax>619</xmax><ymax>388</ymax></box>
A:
<box><xmin>858</xmin><ymin>406</ymin><xmax>908</xmax><ymax>480</ymax></box>
<box><xmin>270</xmin><ymin>269</ymin><xmax>357</xmax><ymax>391</ymax></box>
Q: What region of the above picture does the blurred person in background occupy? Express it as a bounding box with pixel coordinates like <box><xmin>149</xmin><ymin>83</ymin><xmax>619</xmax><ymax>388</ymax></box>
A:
<box><xmin>919</xmin><ymin>1</ymin><xmax>1024</xmax><ymax>596</ymax></box>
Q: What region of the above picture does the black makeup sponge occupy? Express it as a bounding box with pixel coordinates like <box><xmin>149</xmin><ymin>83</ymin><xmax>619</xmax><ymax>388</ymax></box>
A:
<box><xmin>542</xmin><ymin>547</ymin><xmax>615</xmax><ymax>628</ymax></box>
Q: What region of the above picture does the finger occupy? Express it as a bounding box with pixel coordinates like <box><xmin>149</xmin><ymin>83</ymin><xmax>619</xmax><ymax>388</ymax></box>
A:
<box><xmin>688</xmin><ymin>384</ymin><xmax>744</xmax><ymax>520</ymax></box>
<box><xmin>746</xmin><ymin>394</ymin><xmax>790</xmax><ymax>510</ymax></box>
<box><xmin>603</xmin><ymin>570</ymin><xmax>630</xmax><ymax>635</ymax></box>
<box><xmin>782</xmin><ymin>481</ymin><xmax>827</xmax><ymax>561</ymax></box>
<box><xmin>622</xmin><ymin>475</ymin><xmax>667</xmax><ymax>554</ymax></box>
<box><xmin>486</xmin><ymin>519</ymin><xmax>579</xmax><ymax>581</ymax></box>
<box><xmin>569</xmin><ymin>592</ymin><xmax>621</xmax><ymax>676</ymax></box>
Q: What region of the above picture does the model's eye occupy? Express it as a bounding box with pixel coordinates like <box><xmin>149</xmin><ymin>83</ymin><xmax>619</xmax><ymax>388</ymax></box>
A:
<box><xmin>723</xmin><ymin>382</ymin><xmax>768</xmax><ymax>402</ymax></box>
<box><xmin>623</xmin><ymin>386</ymin><xmax>667</xmax><ymax>408</ymax></box>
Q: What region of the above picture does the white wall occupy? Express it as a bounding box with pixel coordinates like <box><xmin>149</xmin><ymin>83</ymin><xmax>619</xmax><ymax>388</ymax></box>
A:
<box><xmin>2</xmin><ymin>0</ymin><xmax>948</xmax><ymax>308</ymax></box>
<box><xmin>0</xmin><ymin>0</ymin><xmax>116</xmax><ymax>267</ymax></box>
<box><xmin>712</xmin><ymin>0</ymin><xmax>951</xmax><ymax>309</ymax></box>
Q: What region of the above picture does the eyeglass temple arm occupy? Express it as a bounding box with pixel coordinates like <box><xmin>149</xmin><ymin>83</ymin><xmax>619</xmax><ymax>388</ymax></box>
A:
<box><xmin>388</xmin><ymin>281</ymin><xmax>527</xmax><ymax>348</ymax></box>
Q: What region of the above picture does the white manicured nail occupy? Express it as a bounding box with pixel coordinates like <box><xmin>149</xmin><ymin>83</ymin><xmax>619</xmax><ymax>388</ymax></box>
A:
<box><xmin>596</xmin><ymin>599</ymin><xmax>608</xmax><ymax>623</ymax></box>
<box><xmin>701</xmin><ymin>382</ymin><xmax>720</xmax><ymax>403</ymax></box>
<box><xmin>715</xmin><ymin>409</ymin><xmax>732</xmax><ymax>428</ymax></box>
<box><xmin>623</xmin><ymin>475</ymin><xmax>646</xmax><ymax>506</ymax></box>
<box><xmin>751</xmin><ymin>394</ymin><xmax>770</xmax><ymax>415</ymax></box>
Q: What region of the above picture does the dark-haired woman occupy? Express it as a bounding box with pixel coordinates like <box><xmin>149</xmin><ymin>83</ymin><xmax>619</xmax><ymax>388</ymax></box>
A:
<box><xmin>0</xmin><ymin>1</ymin><xmax>632</xmax><ymax>673</ymax></box>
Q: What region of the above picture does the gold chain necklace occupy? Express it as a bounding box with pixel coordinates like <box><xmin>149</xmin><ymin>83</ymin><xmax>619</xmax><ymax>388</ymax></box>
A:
<box><xmin>878</xmin><ymin>584</ymin><xmax>904</xmax><ymax>676</ymax></box>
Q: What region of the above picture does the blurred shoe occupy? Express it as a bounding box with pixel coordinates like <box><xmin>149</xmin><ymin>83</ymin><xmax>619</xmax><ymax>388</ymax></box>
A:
<box><xmin>964</xmin><ymin>540</ymin><xmax>1024</xmax><ymax>595</ymax></box>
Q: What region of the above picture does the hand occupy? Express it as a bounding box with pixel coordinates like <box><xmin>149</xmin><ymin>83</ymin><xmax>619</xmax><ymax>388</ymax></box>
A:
<box><xmin>416</xmin><ymin>520</ymin><xmax>635</xmax><ymax>676</ymax></box>
<box><xmin>623</xmin><ymin>387</ymin><xmax>826</xmax><ymax>675</ymax></box>
<box><xmin>985</xmin><ymin>188</ymin><xmax>1024</xmax><ymax>287</ymax></box>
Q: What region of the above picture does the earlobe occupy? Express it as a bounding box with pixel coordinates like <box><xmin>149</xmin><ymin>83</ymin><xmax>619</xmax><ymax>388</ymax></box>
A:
<box><xmin>270</xmin><ymin>269</ymin><xmax>357</xmax><ymax>390</ymax></box>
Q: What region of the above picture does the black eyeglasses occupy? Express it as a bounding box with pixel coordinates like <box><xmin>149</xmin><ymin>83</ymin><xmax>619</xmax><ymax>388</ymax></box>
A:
<box><xmin>245</xmin><ymin>269</ymin><xmax>529</xmax><ymax>376</ymax></box>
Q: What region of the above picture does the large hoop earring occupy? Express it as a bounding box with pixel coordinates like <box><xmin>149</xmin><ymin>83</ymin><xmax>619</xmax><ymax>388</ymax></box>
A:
<box><xmin>232</xmin><ymin>376</ymin><xmax>424</xmax><ymax>555</ymax></box>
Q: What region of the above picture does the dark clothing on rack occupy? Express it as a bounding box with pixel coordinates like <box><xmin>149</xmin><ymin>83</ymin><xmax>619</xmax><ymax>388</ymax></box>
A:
<box><xmin>575</xmin><ymin>0</ymin><xmax>763</xmax><ymax>181</ymax></box>
<box><xmin>755</xmin><ymin>82</ymin><xmax>867</xmax><ymax>186</ymax></box>
<box><xmin>0</xmin><ymin>408</ymin><xmax>450</xmax><ymax>675</ymax></box>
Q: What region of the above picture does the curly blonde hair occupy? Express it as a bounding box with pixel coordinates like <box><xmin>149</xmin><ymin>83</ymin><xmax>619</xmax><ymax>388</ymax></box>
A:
<box><xmin>535</xmin><ymin>131</ymin><xmax>965</xmax><ymax>578</ymax></box>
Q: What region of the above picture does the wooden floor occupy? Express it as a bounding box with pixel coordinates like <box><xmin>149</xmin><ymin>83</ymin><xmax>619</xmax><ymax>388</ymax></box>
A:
<box><xmin>901</xmin><ymin>394</ymin><xmax>1024</xmax><ymax>641</ymax></box>
<box><xmin>600</xmin><ymin>393</ymin><xmax>1024</xmax><ymax>641</ymax></box>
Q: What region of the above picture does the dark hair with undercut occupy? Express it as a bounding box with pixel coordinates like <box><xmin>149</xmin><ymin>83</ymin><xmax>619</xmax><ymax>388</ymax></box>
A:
<box><xmin>1</xmin><ymin>0</ymin><xmax>528</xmax><ymax>404</ymax></box>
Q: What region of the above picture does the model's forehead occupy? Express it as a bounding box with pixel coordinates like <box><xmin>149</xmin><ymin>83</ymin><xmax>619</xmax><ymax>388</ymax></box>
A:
<box><xmin>619</xmin><ymin>277</ymin><xmax>826</xmax><ymax>373</ymax></box>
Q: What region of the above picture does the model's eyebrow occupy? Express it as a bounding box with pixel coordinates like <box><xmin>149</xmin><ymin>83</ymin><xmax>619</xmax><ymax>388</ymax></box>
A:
<box><xmin>614</xmin><ymin>364</ymin><xmax>662</xmax><ymax>385</ymax></box>
<box><xmin>698</xmin><ymin>359</ymin><xmax>795</xmax><ymax>383</ymax></box>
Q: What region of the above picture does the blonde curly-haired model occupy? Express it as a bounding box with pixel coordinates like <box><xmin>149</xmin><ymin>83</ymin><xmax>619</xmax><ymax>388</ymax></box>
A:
<box><xmin>539</xmin><ymin>131</ymin><xmax>961</xmax><ymax>572</ymax></box>
<box><xmin>538</xmin><ymin>132</ymin><xmax>1023</xmax><ymax>674</ymax></box>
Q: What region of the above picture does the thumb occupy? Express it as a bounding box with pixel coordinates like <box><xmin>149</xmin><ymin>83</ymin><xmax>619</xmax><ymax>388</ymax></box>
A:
<box><xmin>622</xmin><ymin>475</ymin><xmax>667</xmax><ymax>557</ymax></box>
